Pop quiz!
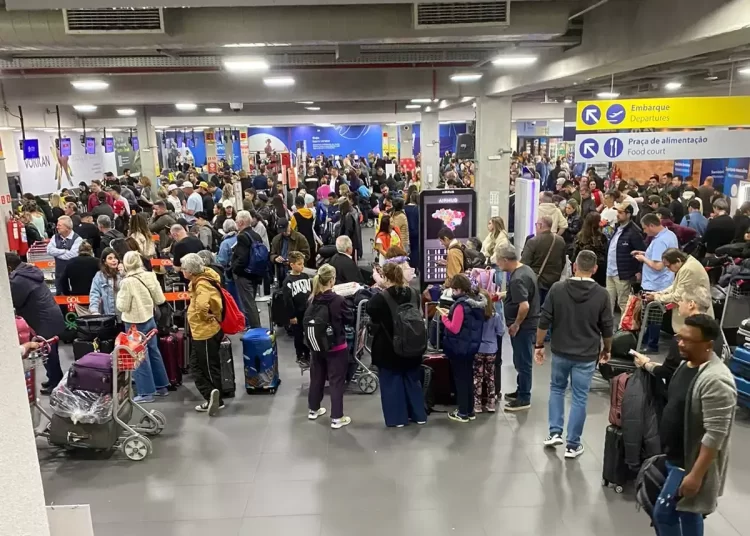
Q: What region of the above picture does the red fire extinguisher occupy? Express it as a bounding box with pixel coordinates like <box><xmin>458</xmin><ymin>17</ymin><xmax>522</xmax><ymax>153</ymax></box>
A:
<box><xmin>7</xmin><ymin>216</ymin><xmax>28</xmax><ymax>256</ymax></box>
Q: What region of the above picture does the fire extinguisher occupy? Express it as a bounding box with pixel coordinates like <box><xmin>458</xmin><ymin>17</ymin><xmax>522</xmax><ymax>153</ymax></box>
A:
<box><xmin>7</xmin><ymin>216</ymin><xmax>28</xmax><ymax>256</ymax></box>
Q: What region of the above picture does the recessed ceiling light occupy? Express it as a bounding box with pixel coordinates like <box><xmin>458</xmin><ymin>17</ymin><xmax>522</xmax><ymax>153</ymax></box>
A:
<box><xmin>461</xmin><ymin>96</ymin><xmax>475</xmax><ymax>102</ymax></box>
<box><xmin>550</xmin><ymin>119</ymin><xmax>564</xmax><ymax>123</ymax></box>
<box><xmin>154</xmin><ymin>125</ymin><xmax>171</xmax><ymax>129</ymax></box>
<box><xmin>116</xmin><ymin>108</ymin><xmax>136</xmax><ymax>116</ymax></box>
<box><xmin>191</xmin><ymin>126</ymin><xmax>209</xmax><ymax>130</ymax></box>
<box><xmin>563</xmin><ymin>97</ymin><xmax>573</xmax><ymax>104</ymax></box>
<box><xmin>263</xmin><ymin>76</ymin><xmax>295</xmax><ymax>87</ymax></box>
<box><xmin>491</xmin><ymin>55</ymin><xmax>537</xmax><ymax>67</ymax></box>
<box><xmin>305</xmin><ymin>106</ymin><xmax>320</xmax><ymax>111</ymax></box>
<box><xmin>472</xmin><ymin>102</ymin><xmax>477</xmax><ymax>108</ymax></box>
<box><xmin>175</xmin><ymin>103</ymin><xmax>198</xmax><ymax>111</ymax></box>
<box><xmin>424</xmin><ymin>106</ymin><xmax>432</xmax><ymax>112</ymax></box>
<box><xmin>73</xmin><ymin>104</ymin><xmax>97</xmax><ymax>113</ymax></box>
<box><xmin>450</xmin><ymin>73</ymin><xmax>483</xmax><ymax>83</ymax></box>
<box><xmin>315</xmin><ymin>123</ymin><xmax>333</xmax><ymax>127</ymax></box>
<box><xmin>205</xmin><ymin>107</ymin><xmax>223</xmax><ymax>113</ymax></box>
<box><xmin>738</xmin><ymin>67</ymin><xmax>750</xmax><ymax>75</ymax></box>
<box><xmin>386</xmin><ymin>123</ymin><xmax>398</xmax><ymax>126</ymax></box>
<box><xmin>251</xmin><ymin>125</ymin><xmax>273</xmax><ymax>129</ymax></box>
<box><xmin>222</xmin><ymin>57</ymin><xmax>270</xmax><ymax>73</ymax></box>
<box><xmin>42</xmin><ymin>128</ymin><xmax>59</xmax><ymax>133</ymax></box>
<box><xmin>439</xmin><ymin>100</ymin><xmax>449</xmax><ymax>109</ymax></box>
<box><xmin>0</xmin><ymin>126</ymin><xmax>13</xmax><ymax>131</ymax></box>
<box><xmin>296</xmin><ymin>101</ymin><xmax>314</xmax><ymax>105</ymax></box>
<box><xmin>411</xmin><ymin>98</ymin><xmax>433</xmax><ymax>104</ymax></box>
<box><xmin>71</xmin><ymin>80</ymin><xmax>109</xmax><ymax>91</ymax></box>
<box><xmin>223</xmin><ymin>42</ymin><xmax>290</xmax><ymax>48</ymax></box>
<box><xmin>704</xmin><ymin>75</ymin><xmax>719</xmax><ymax>81</ymax></box>
<box><xmin>596</xmin><ymin>91</ymin><xmax>620</xmax><ymax>99</ymax></box>
<box><xmin>664</xmin><ymin>81</ymin><xmax>682</xmax><ymax>91</ymax></box>
<box><xmin>405</xmin><ymin>104</ymin><xmax>421</xmax><ymax>109</ymax></box>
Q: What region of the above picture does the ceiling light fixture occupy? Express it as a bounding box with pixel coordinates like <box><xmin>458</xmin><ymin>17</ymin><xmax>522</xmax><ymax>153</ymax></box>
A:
<box><xmin>704</xmin><ymin>75</ymin><xmax>719</xmax><ymax>81</ymax></box>
<box><xmin>73</xmin><ymin>104</ymin><xmax>97</xmax><ymax>113</ymax></box>
<box><xmin>223</xmin><ymin>43</ymin><xmax>290</xmax><ymax>48</ymax></box>
<box><xmin>664</xmin><ymin>81</ymin><xmax>682</xmax><ymax>91</ymax></box>
<box><xmin>223</xmin><ymin>57</ymin><xmax>270</xmax><ymax>73</ymax></box>
<box><xmin>296</xmin><ymin>101</ymin><xmax>314</xmax><ymax>105</ymax></box>
<box><xmin>315</xmin><ymin>123</ymin><xmax>333</xmax><ymax>127</ymax></box>
<box><xmin>472</xmin><ymin>102</ymin><xmax>477</xmax><ymax>108</ymax></box>
<box><xmin>175</xmin><ymin>103</ymin><xmax>198</xmax><ymax>111</ymax></box>
<box><xmin>0</xmin><ymin>126</ymin><xmax>14</xmax><ymax>131</ymax></box>
<box><xmin>263</xmin><ymin>76</ymin><xmax>295</xmax><ymax>87</ymax></box>
<box><xmin>116</xmin><ymin>108</ymin><xmax>136</xmax><ymax>116</ymax></box>
<box><xmin>491</xmin><ymin>55</ymin><xmax>537</xmax><ymax>67</ymax></box>
<box><xmin>439</xmin><ymin>100</ymin><xmax>449</xmax><ymax>109</ymax></box>
<box><xmin>461</xmin><ymin>96</ymin><xmax>475</xmax><ymax>103</ymax></box>
<box><xmin>405</xmin><ymin>104</ymin><xmax>421</xmax><ymax>109</ymax></box>
<box><xmin>738</xmin><ymin>66</ymin><xmax>750</xmax><ymax>75</ymax></box>
<box><xmin>563</xmin><ymin>97</ymin><xmax>573</xmax><ymax>104</ymax></box>
<box><xmin>71</xmin><ymin>80</ymin><xmax>109</xmax><ymax>91</ymax></box>
<box><xmin>596</xmin><ymin>91</ymin><xmax>620</xmax><ymax>99</ymax></box>
<box><xmin>550</xmin><ymin>119</ymin><xmax>564</xmax><ymax>123</ymax></box>
<box><xmin>154</xmin><ymin>125</ymin><xmax>171</xmax><ymax>129</ymax></box>
<box><xmin>205</xmin><ymin>107</ymin><xmax>223</xmax><ymax>113</ymax></box>
<box><xmin>251</xmin><ymin>125</ymin><xmax>273</xmax><ymax>129</ymax></box>
<box><xmin>450</xmin><ymin>73</ymin><xmax>483</xmax><ymax>83</ymax></box>
<box><xmin>305</xmin><ymin>106</ymin><xmax>321</xmax><ymax>111</ymax></box>
<box><xmin>424</xmin><ymin>106</ymin><xmax>432</xmax><ymax>112</ymax></box>
<box><xmin>410</xmin><ymin>98</ymin><xmax>433</xmax><ymax>104</ymax></box>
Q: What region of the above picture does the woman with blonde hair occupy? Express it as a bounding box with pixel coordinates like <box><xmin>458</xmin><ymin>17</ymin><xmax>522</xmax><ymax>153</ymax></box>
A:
<box><xmin>304</xmin><ymin>264</ymin><xmax>354</xmax><ymax>429</ymax></box>
<box><xmin>138</xmin><ymin>176</ymin><xmax>155</xmax><ymax>208</ymax></box>
<box><xmin>128</xmin><ymin>212</ymin><xmax>156</xmax><ymax>257</ymax></box>
<box><xmin>49</xmin><ymin>192</ymin><xmax>66</xmax><ymax>224</ymax></box>
<box><xmin>115</xmin><ymin>250</ymin><xmax>170</xmax><ymax>402</ymax></box>
<box><xmin>481</xmin><ymin>216</ymin><xmax>509</xmax><ymax>265</ymax></box>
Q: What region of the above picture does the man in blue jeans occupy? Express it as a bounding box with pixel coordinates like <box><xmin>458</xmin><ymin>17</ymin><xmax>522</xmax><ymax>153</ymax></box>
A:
<box><xmin>496</xmin><ymin>244</ymin><xmax>540</xmax><ymax>412</ymax></box>
<box><xmin>535</xmin><ymin>250</ymin><xmax>613</xmax><ymax>458</ymax></box>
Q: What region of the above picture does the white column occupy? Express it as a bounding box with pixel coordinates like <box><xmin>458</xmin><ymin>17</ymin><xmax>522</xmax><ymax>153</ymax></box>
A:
<box><xmin>419</xmin><ymin>110</ymin><xmax>440</xmax><ymax>189</ymax></box>
<box><xmin>0</xmin><ymin>254</ymin><xmax>51</xmax><ymax>535</ymax></box>
<box><xmin>398</xmin><ymin>124</ymin><xmax>413</xmax><ymax>161</ymax></box>
<box><xmin>0</xmin><ymin>135</ymin><xmax>12</xmax><ymax>252</ymax></box>
<box><xmin>475</xmin><ymin>96</ymin><xmax>512</xmax><ymax>240</ymax></box>
<box><xmin>135</xmin><ymin>107</ymin><xmax>158</xmax><ymax>180</ymax></box>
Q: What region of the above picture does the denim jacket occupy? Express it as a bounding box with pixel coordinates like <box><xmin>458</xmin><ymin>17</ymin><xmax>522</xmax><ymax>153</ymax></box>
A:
<box><xmin>89</xmin><ymin>271</ymin><xmax>121</xmax><ymax>316</ymax></box>
<box><xmin>217</xmin><ymin>233</ymin><xmax>238</xmax><ymax>269</ymax></box>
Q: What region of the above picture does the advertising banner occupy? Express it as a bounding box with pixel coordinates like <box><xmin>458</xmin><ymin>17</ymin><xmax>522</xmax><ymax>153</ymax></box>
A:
<box><xmin>576</xmin><ymin>96</ymin><xmax>750</xmax><ymax>131</ymax></box>
<box><xmin>724</xmin><ymin>158</ymin><xmax>750</xmax><ymax>197</ymax></box>
<box><xmin>412</xmin><ymin>123</ymin><xmax>468</xmax><ymax>156</ymax></box>
<box><xmin>290</xmin><ymin>125</ymin><xmax>382</xmax><ymax>156</ymax></box>
<box><xmin>673</xmin><ymin>159</ymin><xmax>692</xmax><ymax>178</ymax></box>
<box><xmin>575</xmin><ymin>130</ymin><xmax>750</xmax><ymax>162</ymax></box>
<box><xmin>114</xmin><ymin>132</ymin><xmax>141</xmax><ymax>176</ymax></box>
<box><xmin>699</xmin><ymin>158</ymin><xmax>728</xmax><ymax>192</ymax></box>
<box><xmin>247</xmin><ymin>127</ymin><xmax>290</xmax><ymax>154</ymax></box>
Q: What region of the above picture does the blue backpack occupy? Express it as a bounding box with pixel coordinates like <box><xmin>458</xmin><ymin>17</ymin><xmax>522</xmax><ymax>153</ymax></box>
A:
<box><xmin>245</xmin><ymin>236</ymin><xmax>269</xmax><ymax>276</ymax></box>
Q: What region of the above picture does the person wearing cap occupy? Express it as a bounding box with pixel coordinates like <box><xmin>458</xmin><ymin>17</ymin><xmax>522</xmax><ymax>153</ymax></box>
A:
<box><xmin>270</xmin><ymin>217</ymin><xmax>310</xmax><ymax>282</ymax></box>
<box><xmin>166</xmin><ymin>183</ymin><xmax>183</xmax><ymax>215</ymax></box>
<box><xmin>606</xmin><ymin>202</ymin><xmax>647</xmax><ymax>315</ymax></box>
<box><xmin>198</xmin><ymin>181</ymin><xmax>215</xmax><ymax>217</ymax></box>
<box><xmin>182</xmin><ymin>181</ymin><xmax>203</xmax><ymax>225</ymax></box>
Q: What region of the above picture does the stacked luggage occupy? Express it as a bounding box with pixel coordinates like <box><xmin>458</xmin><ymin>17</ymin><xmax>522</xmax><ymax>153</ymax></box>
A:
<box><xmin>727</xmin><ymin>318</ymin><xmax>750</xmax><ymax>408</ymax></box>
<box><xmin>243</xmin><ymin>327</ymin><xmax>280</xmax><ymax>394</ymax></box>
<box><xmin>73</xmin><ymin>315</ymin><xmax>120</xmax><ymax>361</ymax></box>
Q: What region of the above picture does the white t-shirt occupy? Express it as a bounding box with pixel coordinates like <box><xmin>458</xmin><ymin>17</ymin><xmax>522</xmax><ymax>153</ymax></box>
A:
<box><xmin>185</xmin><ymin>191</ymin><xmax>203</xmax><ymax>222</ymax></box>
<box><xmin>600</xmin><ymin>206</ymin><xmax>618</xmax><ymax>226</ymax></box>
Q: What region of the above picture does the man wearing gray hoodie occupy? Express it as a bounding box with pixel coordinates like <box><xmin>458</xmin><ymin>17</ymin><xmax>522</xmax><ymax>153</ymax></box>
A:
<box><xmin>535</xmin><ymin>250</ymin><xmax>614</xmax><ymax>459</ymax></box>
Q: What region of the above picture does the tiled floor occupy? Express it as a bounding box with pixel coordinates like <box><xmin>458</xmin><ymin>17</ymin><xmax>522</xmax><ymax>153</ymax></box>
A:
<box><xmin>36</xmin><ymin>329</ymin><xmax>750</xmax><ymax>536</ymax></box>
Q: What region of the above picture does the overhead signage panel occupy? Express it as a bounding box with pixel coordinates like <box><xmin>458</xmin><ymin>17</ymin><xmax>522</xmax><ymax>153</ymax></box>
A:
<box><xmin>574</xmin><ymin>130</ymin><xmax>750</xmax><ymax>162</ymax></box>
<box><xmin>576</xmin><ymin>96</ymin><xmax>750</xmax><ymax>130</ymax></box>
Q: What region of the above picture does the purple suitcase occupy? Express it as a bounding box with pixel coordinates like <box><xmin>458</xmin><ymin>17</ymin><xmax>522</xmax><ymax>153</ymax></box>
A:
<box><xmin>67</xmin><ymin>352</ymin><xmax>114</xmax><ymax>394</ymax></box>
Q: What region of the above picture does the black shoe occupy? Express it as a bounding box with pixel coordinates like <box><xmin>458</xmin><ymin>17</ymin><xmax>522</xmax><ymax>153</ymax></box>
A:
<box><xmin>504</xmin><ymin>391</ymin><xmax>518</xmax><ymax>401</ymax></box>
<box><xmin>504</xmin><ymin>399</ymin><xmax>531</xmax><ymax>412</ymax></box>
<box><xmin>41</xmin><ymin>381</ymin><xmax>50</xmax><ymax>389</ymax></box>
<box><xmin>40</xmin><ymin>387</ymin><xmax>53</xmax><ymax>396</ymax></box>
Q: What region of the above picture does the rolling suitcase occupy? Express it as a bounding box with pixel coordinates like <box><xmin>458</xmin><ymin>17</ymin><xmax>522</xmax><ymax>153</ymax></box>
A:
<box><xmin>76</xmin><ymin>314</ymin><xmax>120</xmax><ymax>342</ymax></box>
<box><xmin>220</xmin><ymin>336</ymin><xmax>236</xmax><ymax>398</ymax></box>
<box><xmin>67</xmin><ymin>352</ymin><xmax>114</xmax><ymax>395</ymax></box>
<box><xmin>242</xmin><ymin>327</ymin><xmax>281</xmax><ymax>394</ymax></box>
<box><xmin>73</xmin><ymin>338</ymin><xmax>115</xmax><ymax>361</ymax></box>
<box><xmin>48</xmin><ymin>400</ymin><xmax>132</xmax><ymax>451</ymax></box>
<box><xmin>158</xmin><ymin>331</ymin><xmax>185</xmax><ymax>388</ymax></box>
<box><xmin>422</xmin><ymin>354</ymin><xmax>454</xmax><ymax>405</ymax></box>
<box><xmin>602</xmin><ymin>424</ymin><xmax>630</xmax><ymax>493</ymax></box>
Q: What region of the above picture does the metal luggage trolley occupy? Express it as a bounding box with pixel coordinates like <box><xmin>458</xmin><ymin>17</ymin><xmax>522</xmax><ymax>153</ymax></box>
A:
<box><xmin>352</xmin><ymin>299</ymin><xmax>379</xmax><ymax>394</ymax></box>
<box><xmin>23</xmin><ymin>336</ymin><xmax>58</xmax><ymax>432</ymax></box>
<box><xmin>26</xmin><ymin>241</ymin><xmax>56</xmax><ymax>283</ymax></box>
<box><xmin>637</xmin><ymin>300</ymin><xmax>668</xmax><ymax>351</ymax></box>
<box><xmin>719</xmin><ymin>275</ymin><xmax>750</xmax><ymax>354</ymax></box>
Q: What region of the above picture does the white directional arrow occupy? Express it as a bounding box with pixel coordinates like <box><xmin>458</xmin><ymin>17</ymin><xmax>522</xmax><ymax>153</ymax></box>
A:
<box><xmin>581</xmin><ymin>142</ymin><xmax>597</xmax><ymax>157</ymax></box>
<box><xmin>584</xmin><ymin>109</ymin><xmax>599</xmax><ymax>123</ymax></box>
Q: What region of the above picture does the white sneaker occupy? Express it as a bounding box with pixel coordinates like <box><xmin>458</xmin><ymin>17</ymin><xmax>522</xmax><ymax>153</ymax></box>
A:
<box><xmin>564</xmin><ymin>445</ymin><xmax>585</xmax><ymax>459</ymax></box>
<box><xmin>331</xmin><ymin>416</ymin><xmax>351</xmax><ymax>429</ymax></box>
<box><xmin>308</xmin><ymin>408</ymin><xmax>327</xmax><ymax>420</ymax></box>
<box><xmin>208</xmin><ymin>389</ymin><xmax>221</xmax><ymax>416</ymax></box>
<box><xmin>195</xmin><ymin>400</ymin><xmax>225</xmax><ymax>413</ymax></box>
<box><xmin>543</xmin><ymin>433</ymin><xmax>564</xmax><ymax>448</ymax></box>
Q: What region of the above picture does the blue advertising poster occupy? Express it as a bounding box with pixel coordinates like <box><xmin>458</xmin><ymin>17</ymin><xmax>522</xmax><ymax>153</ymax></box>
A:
<box><xmin>214</xmin><ymin>131</ymin><xmax>243</xmax><ymax>171</ymax></box>
<box><xmin>700</xmin><ymin>158</ymin><xmax>727</xmax><ymax>191</ymax></box>
<box><xmin>59</xmin><ymin>138</ymin><xmax>72</xmax><ymax>157</ymax></box>
<box><xmin>290</xmin><ymin>125</ymin><xmax>382</xmax><ymax>156</ymax></box>
<box><xmin>85</xmin><ymin>137</ymin><xmax>96</xmax><ymax>155</ymax></box>
<box><xmin>163</xmin><ymin>131</ymin><xmax>206</xmax><ymax>166</ymax></box>
<box><xmin>673</xmin><ymin>159</ymin><xmax>692</xmax><ymax>178</ymax></box>
<box><xmin>413</xmin><ymin>123</ymin><xmax>468</xmax><ymax>156</ymax></box>
<box><xmin>248</xmin><ymin>127</ymin><xmax>291</xmax><ymax>154</ymax></box>
<box><xmin>22</xmin><ymin>139</ymin><xmax>39</xmax><ymax>160</ymax></box>
<box><xmin>131</xmin><ymin>137</ymin><xmax>139</xmax><ymax>152</ymax></box>
<box><xmin>104</xmin><ymin>137</ymin><xmax>114</xmax><ymax>153</ymax></box>
<box><xmin>724</xmin><ymin>158</ymin><xmax>750</xmax><ymax>197</ymax></box>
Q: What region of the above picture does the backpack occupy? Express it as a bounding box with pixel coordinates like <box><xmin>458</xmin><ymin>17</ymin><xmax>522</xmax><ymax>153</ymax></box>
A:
<box><xmin>608</xmin><ymin>372</ymin><xmax>630</xmax><ymax>427</ymax></box>
<box><xmin>381</xmin><ymin>288</ymin><xmax>428</xmax><ymax>358</ymax></box>
<box><xmin>303</xmin><ymin>301</ymin><xmax>335</xmax><ymax>353</ymax></box>
<box><xmin>635</xmin><ymin>454</ymin><xmax>668</xmax><ymax>518</ymax></box>
<box><xmin>206</xmin><ymin>279</ymin><xmax>246</xmax><ymax>335</ymax></box>
<box><xmin>462</xmin><ymin>247</ymin><xmax>486</xmax><ymax>269</ymax></box>
<box><xmin>243</xmin><ymin>231</ymin><xmax>269</xmax><ymax>276</ymax></box>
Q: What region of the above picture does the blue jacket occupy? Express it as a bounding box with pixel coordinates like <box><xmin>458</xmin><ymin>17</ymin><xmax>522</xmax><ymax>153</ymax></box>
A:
<box><xmin>217</xmin><ymin>232</ymin><xmax>238</xmax><ymax>269</ymax></box>
<box><xmin>680</xmin><ymin>212</ymin><xmax>708</xmax><ymax>236</ymax></box>
<box><xmin>89</xmin><ymin>271</ymin><xmax>122</xmax><ymax>316</ymax></box>
<box><xmin>611</xmin><ymin>221</ymin><xmax>646</xmax><ymax>281</ymax></box>
<box><xmin>443</xmin><ymin>293</ymin><xmax>486</xmax><ymax>360</ymax></box>
<box><xmin>404</xmin><ymin>204</ymin><xmax>419</xmax><ymax>249</ymax></box>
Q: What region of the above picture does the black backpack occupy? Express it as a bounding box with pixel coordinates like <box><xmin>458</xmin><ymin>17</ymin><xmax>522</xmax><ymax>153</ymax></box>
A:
<box><xmin>303</xmin><ymin>301</ymin><xmax>335</xmax><ymax>353</ymax></box>
<box><xmin>381</xmin><ymin>288</ymin><xmax>428</xmax><ymax>358</ymax></box>
<box><xmin>635</xmin><ymin>454</ymin><xmax>668</xmax><ymax>518</ymax></box>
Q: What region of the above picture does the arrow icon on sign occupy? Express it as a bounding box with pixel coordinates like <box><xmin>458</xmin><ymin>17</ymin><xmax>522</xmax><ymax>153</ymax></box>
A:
<box><xmin>579</xmin><ymin>138</ymin><xmax>599</xmax><ymax>159</ymax></box>
<box><xmin>581</xmin><ymin>105</ymin><xmax>601</xmax><ymax>126</ymax></box>
<box><xmin>585</xmin><ymin>109</ymin><xmax>599</xmax><ymax>123</ymax></box>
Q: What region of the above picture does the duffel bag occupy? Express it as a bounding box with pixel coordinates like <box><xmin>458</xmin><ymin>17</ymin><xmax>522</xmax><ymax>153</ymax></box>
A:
<box><xmin>76</xmin><ymin>314</ymin><xmax>120</xmax><ymax>342</ymax></box>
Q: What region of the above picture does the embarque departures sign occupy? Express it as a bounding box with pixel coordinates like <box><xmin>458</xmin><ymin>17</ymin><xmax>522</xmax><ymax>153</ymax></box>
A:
<box><xmin>576</xmin><ymin>96</ymin><xmax>750</xmax><ymax>131</ymax></box>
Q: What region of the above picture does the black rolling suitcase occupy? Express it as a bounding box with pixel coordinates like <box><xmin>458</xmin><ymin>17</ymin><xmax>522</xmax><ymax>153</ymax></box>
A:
<box><xmin>602</xmin><ymin>424</ymin><xmax>630</xmax><ymax>494</ymax></box>
<box><xmin>599</xmin><ymin>331</ymin><xmax>637</xmax><ymax>381</ymax></box>
<box><xmin>72</xmin><ymin>338</ymin><xmax>115</xmax><ymax>361</ymax></box>
<box><xmin>220</xmin><ymin>336</ymin><xmax>236</xmax><ymax>398</ymax></box>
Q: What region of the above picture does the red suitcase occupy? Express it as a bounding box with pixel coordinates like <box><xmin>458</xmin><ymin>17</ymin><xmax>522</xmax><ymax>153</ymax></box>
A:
<box><xmin>159</xmin><ymin>331</ymin><xmax>184</xmax><ymax>389</ymax></box>
<box><xmin>422</xmin><ymin>354</ymin><xmax>454</xmax><ymax>406</ymax></box>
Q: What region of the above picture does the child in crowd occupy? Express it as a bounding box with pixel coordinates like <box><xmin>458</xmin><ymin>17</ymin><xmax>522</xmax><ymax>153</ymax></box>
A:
<box><xmin>473</xmin><ymin>289</ymin><xmax>505</xmax><ymax>414</ymax></box>
<box><xmin>438</xmin><ymin>274</ymin><xmax>486</xmax><ymax>423</ymax></box>
<box><xmin>282</xmin><ymin>251</ymin><xmax>312</xmax><ymax>367</ymax></box>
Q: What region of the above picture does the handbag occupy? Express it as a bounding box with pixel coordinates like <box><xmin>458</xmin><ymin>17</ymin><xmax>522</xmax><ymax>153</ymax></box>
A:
<box><xmin>619</xmin><ymin>294</ymin><xmax>642</xmax><ymax>332</ymax></box>
<box><xmin>131</xmin><ymin>275</ymin><xmax>172</xmax><ymax>329</ymax></box>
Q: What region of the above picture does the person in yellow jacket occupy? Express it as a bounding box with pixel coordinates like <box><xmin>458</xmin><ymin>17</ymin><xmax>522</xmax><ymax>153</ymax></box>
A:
<box><xmin>181</xmin><ymin>253</ymin><xmax>226</xmax><ymax>416</ymax></box>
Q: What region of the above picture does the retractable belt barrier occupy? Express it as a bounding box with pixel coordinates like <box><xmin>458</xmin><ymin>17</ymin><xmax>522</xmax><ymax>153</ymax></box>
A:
<box><xmin>54</xmin><ymin>291</ymin><xmax>191</xmax><ymax>306</ymax></box>
<box><xmin>33</xmin><ymin>257</ymin><xmax>174</xmax><ymax>270</ymax></box>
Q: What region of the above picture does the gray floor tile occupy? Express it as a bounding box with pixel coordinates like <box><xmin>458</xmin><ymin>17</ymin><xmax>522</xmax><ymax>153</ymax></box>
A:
<box><xmin>255</xmin><ymin>451</ymin><xmax>328</xmax><ymax>481</ymax></box>
<box><xmin>560</xmin><ymin>500</ymin><xmax>652</xmax><ymax>536</ymax></box>
<box><xmin>704</xmin><ymin>511</ymin><xmax>742</xmax><ymax>536</ymax></box>
<box><xmin>244</xmin><ymin>480</ymin><xmax>324</xmax><ymax>517</ymax></box>
<box><xmin>719</xmin><ymin>498</ymin><xmax>750</xmax><ymax>536</ymax></box>
<box><xmin>320</xmin><ymin>508</ymin><xmax>485</xmax><ymax>536</ymax></box>
<box><xmin>481</xmin><ymin>505</ymin><xmax>570</xmax><ymax>536</ymax></box>
<box><xmin>142</xmin><ymin>483</ymin><xmax>252</xmax><ymax>522</ymax></box>
<box><xmin>239</xmin><ymin>515</ymin><xmax>322</xmax><ymax>536</ymax></box>
<box><xmin>95</xmin><ymin>519</ymin><xmax>243</xmax><ymax>536</ymax></box>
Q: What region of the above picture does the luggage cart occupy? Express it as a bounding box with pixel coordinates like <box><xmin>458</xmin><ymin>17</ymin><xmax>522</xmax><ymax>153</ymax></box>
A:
<box><xmin>636</xmin><ymin>300</ymin><xmax>668</xmax><ymax>351</ymax></box>
<box><xmin>23</xmin><ymin>336</ymin><xmax>58</xmax><ymax>434</ymax></box>
<box><xmin>352</xmin><ymin>299</ymin><xmax>379</xmax><ymax>394</ymax></box>
<box><xmin>26</xmin><ymin>241</ymin><xmax>56</xmax><ymax>284</ymax></box>
<box><xmin>719</xmin><ymin>276</ymin><xmax>750</xmax><ymax>352</ymax></box>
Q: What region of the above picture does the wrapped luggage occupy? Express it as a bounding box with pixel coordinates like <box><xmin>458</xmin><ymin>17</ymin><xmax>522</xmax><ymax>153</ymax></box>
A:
<box><xmin>50</xmin><ymin>373</ymin><xmax>117</xmax><ymax>425</ymax></box>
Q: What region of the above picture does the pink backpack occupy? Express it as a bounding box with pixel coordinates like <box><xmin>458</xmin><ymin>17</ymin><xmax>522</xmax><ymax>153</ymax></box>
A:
<box><xmin>469</xmin><ymin>267</ymin><xmax>497</xmax><ymax>295</ymax></box>
<box><xmin>16</xmin><ymin>316</ymin><xmax>33</xmax><ymax>344</ymax></box>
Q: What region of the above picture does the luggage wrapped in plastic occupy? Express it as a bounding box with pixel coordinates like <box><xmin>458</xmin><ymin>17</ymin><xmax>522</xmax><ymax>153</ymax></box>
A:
<box><xmin>50</xmin><ymin>373</ymin><xmax>114</xmax><ymax>425</ymax></box>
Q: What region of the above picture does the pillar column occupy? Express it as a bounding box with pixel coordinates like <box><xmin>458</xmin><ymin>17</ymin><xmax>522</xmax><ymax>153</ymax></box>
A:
<box><xmin>420</xmin><ymin>110</ymin><xmax>440</xmax><ymax>189</ymax></box>
<box><xmin>475</xmin><ymin>96</ymin><xmax>512</xmax><ymax>240</ymax></box>
<box><xmin>135</xmin><ymin>107</ymin><xmax>158</xmax><ymax>180</ymax></box>
<box><xmin>205</xmin><ymin>129</ymin><xmax>218</xmax><ymax>175</ymax></box>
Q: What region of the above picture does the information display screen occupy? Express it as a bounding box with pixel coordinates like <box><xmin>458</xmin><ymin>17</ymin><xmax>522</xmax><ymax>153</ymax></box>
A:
<box><xmin>419</xmin><ymin>189</ymin><xmax>477</xmax><ymax>285</ymax></box>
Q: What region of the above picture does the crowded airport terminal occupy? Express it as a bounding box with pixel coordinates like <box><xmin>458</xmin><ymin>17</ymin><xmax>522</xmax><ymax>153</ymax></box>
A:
<box><xmin>3</xmin><ymin>0</ymin><xmax>750</xmax><ymax>535</ymax></box>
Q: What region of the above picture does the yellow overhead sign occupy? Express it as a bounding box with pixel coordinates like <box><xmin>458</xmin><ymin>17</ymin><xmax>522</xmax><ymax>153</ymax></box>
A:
<box><xmin>576</xmin><ymin>96</ymin><xmax>750</xmax><ymax>131</ymax></box>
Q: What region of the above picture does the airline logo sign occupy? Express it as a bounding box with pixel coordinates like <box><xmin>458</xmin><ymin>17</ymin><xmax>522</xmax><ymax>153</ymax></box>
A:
<box><xmin>575</xmin><ymin>130</ymin><xmax>750</xmax><ymax>162</ymax></box>
<box><xmin>576</xmin><ymin>96</ymin><xmax>750</xmax><ymax>130</ymax></box>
